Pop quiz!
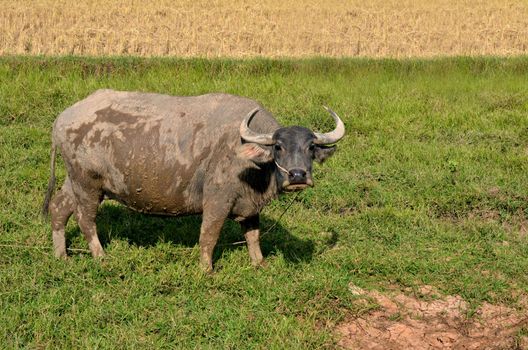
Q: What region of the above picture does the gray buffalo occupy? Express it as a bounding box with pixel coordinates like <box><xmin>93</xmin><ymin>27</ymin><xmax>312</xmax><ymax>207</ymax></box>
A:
<box><xmin>42</xmin><ymin>89</ymin><xmax>345</xmax><ymax>271</ymax></box>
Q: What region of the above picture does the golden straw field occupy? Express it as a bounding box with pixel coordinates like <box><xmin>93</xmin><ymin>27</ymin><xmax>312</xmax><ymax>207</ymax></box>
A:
<box><xmin>1</xmin><ymin>0</ymin><xmax>528</xmax><ymax>58</ymax></box>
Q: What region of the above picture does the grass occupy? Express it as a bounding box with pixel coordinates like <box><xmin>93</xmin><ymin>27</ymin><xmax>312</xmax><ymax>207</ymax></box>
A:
<box><xmin>1</xmin><ymin>0</ymin><xmax>528</xmax><ymax>58</ymax></box>
<box><xmin>1</xmin><ymin>55</ymin><xmax>528</xmax><ymax>348</ymax></box>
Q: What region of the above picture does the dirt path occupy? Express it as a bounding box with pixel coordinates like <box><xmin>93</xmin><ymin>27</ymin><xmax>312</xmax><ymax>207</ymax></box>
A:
<box><xmin>337</xmin><ymin>285</ymin><xmax>528</xmax><ymax>349</ymax></box>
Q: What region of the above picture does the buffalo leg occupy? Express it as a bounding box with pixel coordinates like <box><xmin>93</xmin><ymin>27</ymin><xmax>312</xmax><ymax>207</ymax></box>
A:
<box><xmin>49</xmin><ymin>177</ymin><xmax>75</xmax><ymax>258</ymax></box>
<box><xmin>241</xmin><ymin>216</ymin><xmax>265</xmax><ymax>267</ymax></box>
<box><xmin>71</xmin><ymin>182</ymin><xmax>104</xmax><ymax>258</ymax></box>
<box><xmin>199</xmin><ymin>205</ymin><xmax>229</xmax><ymax>272</ymax></box>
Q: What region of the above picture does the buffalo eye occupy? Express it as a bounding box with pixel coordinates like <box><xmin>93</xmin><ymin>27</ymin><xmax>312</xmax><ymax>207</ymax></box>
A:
<box><xmin>274</xmin><ymin>144</ymin><xmax>282</xmax><ymax>151</ymax></box>
<box><xmin>308</xmin><ymin>143</ymin><xmax>315</xmax><ymax>151</ymax></box>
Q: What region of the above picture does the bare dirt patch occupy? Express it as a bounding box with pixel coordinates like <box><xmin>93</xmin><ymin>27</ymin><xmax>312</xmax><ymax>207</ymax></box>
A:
<box><xmin>337</xmin><ymin>285</ymin><xmax>528</xmax><ymax>349</ymax></box>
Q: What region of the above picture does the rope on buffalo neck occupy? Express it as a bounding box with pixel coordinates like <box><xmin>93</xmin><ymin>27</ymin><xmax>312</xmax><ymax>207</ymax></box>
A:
<box><xmin>274</xmin><ymin>160</ymin><xmax>291</xmax><ymax>176</ymax></box>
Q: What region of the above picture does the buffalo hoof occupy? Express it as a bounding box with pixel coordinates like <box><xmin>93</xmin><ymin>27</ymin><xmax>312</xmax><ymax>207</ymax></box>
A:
<box><xmin>89</xmin><ymin>246</ymin><xmax>105</xmax><ymax>259</ymax></box>
<box><xmin>54</xmin><ymin>252</ymin><xmax>68</xmax><ymax>260</ymax></box>
<box><xmin>252</xmin><ymin>259</ymin><xmax>268</xmax><ymax>269</ymax></box>
<box><xmin>201</xmin><ymin>266</ymin><xmax>214</xmax><ymax>275</ymax></box>
<box><xmin>200</xmin><ymin>260</ymin><xmax>214</xmax><ymax>274</ymax></box>
<box><xmin>55</xmin><ymin>254</ymin><xmax>70</xmax><ymax>261</ymax></box>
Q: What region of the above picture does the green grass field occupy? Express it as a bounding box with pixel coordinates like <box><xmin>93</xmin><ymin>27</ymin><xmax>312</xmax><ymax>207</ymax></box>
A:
<box><xmin>1</xmin><ymin>56</ymin><xmax>528</xmax><ymax>348</ymax></box>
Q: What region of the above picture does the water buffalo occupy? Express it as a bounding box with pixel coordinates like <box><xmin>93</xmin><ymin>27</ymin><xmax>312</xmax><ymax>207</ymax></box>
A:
<box><xmin>42</xmin><ymin>89</ymin><xmax>345</xmax><ymax>271</ymax></box>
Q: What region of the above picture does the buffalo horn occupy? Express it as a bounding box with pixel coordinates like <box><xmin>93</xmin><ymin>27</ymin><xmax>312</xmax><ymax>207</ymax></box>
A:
<box><xmin>239</xmin><ymin>108</ymin><xmax>275</xmax><ymax>145</ymax></box>
<box><xmin>313</xmin><ymin>106</ymin><xmax>345</xmax><ymax>145</ymax></box>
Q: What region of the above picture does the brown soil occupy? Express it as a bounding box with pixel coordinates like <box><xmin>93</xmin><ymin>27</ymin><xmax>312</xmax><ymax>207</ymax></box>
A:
<box><xmin>337</xmin><ymin>284</ymin><xmax>528</xmax><ymax>349</ymax></box>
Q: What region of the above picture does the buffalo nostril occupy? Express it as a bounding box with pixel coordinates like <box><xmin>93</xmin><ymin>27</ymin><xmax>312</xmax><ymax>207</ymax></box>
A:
<box><xmin>289</xmin><ymin>168</ymin><xmax>307</xmax><ymax>183</ymax></box>
<box><xmin>292</xmin><ymin>169</ymin><xmax>306</xmax><ymax>177</ymax></box>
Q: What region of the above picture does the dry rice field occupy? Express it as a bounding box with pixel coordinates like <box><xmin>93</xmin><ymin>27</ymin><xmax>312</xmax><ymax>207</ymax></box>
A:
<box><xmin>1</xmin><ymin>0</ymin><xmax>528</xmax><ymax>58</ymax></box>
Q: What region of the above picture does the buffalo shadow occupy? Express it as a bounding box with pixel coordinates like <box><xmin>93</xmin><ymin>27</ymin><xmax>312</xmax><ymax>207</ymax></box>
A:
<box><xmin>65</xmin><ymin>202</ymin><xmax>315</xmax><ymax>264</ymax></box>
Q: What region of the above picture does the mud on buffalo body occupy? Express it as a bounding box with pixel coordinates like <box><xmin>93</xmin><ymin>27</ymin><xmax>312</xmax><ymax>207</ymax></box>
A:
<box><xmin>42</xmin><ymin>89</ymin><xmax>345</xmax><ymax>271</ymax></box>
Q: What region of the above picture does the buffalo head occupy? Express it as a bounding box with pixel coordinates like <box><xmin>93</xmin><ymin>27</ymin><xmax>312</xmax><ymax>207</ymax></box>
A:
<box><xmin>237</xmin><ymin>107</ymin><xmax>345</xmax><ymax>191</ymax></box>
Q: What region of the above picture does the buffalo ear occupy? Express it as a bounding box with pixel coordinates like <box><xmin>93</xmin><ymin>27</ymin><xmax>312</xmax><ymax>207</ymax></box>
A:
<box><xmin>236</xmin><ymin>143</ymin><xmax>273</xmax><ymax>163</ymax></box>
<box><xmin>314</xmin><ymin>145</ymin><xmax>336</xmax><ymax>163</ymax></box>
